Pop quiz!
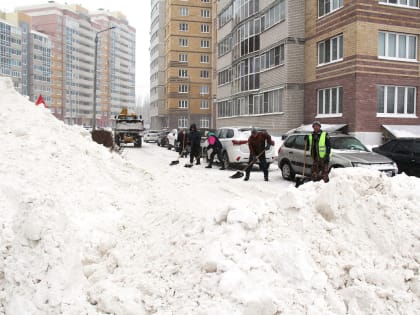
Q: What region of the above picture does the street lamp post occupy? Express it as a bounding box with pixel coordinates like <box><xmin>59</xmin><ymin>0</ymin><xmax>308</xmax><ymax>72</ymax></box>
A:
<box><xmin>92</xmin><ymin>26</ymin><xmax>116</xmax><ymax>131</ymax></box>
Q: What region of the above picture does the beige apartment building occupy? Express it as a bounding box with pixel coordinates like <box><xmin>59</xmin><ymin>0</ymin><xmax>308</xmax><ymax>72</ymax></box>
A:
<box><xmin>305</xmin><ymin>0</ymin><xmax>420</xmax><ymax>144</ymax></box>
<box><xmin>15</xmin><ymin>3</ymin><xmax>135</xmax><ymax>128</ymax></box>
<box><xmin>150</xmin><ymin>0</ymin><xmax>213</xmax><ymax>130</ymax></box>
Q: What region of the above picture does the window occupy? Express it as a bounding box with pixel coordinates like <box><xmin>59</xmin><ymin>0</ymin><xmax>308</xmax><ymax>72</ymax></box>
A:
<box><xmin>178</xmin><ymin>116</ymin><xmax>188</xmax><ymax>128</ymax></box>
<box><xmin>218</xmin><ymin>68</ymin><xmax>232</xmax><ymax>85</ymax></box>
<box><xmin>200</xmin><ymin>70</ymin><xmax>209</xmax><ymax>78</ymax></box>
<box><xmin>179</xmin><ymin>84</ymin><xmax>188</xmax><ymax>93</ymax></box>
<box><xmin>201</xmin><ymin>0</ymin><xmax>210</xmax><ymax>2</ymax></box>
<box><xmin>201</xmin><ymin>24</ymin><xmax>210</xmax><ymax>33</ymax></box>
<box><xmin>201</xmin><ymin>40</ymin><xmax>210</xmax><ymax>48</ymax></box>
<box><xmin>318</xmin><ymin>34</ymin><xmax>344</xmax><ymax>65</ymax></box>
<box><xmin>200</xmin><ymin>55</ymin><xmax>209</xmax><ymax>63</ymax></box>
<box><xmin>379</xmin><ymin>0</ymin><xmax>419</xmax><ymax>8</ymax></box>
<box><xmin>317</xmin><ymin>86</ymin><xmax>343</xmax><ymax>115</ymax></box>
<box><xmin>200</xmin><ymin>118</ymin><xmax>209</xmax><ymax>128</ymax></box>
<box><xmin>318</xmin><ymin>0</ymin><xmax>344</xmax><ymax>17</ymax></box>
<box><xmin>200</xmin><ymin>100</ymin><xmax>209</xmax><ymax>109</ymax></box>
<box><xmin>179</xmin><ymin>23</ymin><xmax>189</xmax><ymax>32</ymax></box>
<box><xmin>260</xmin><ymin>45</ymin><xmax>285</xmax><ymax>71</ymax></box>
<box><xmin>378</xmin><ymin>31</ymin><xmax>417</xmax><ymax>61</ymax></box>
<box><xmin>179</xmin><ymin>38</ymin><xmax>188</xmax><ymax>47</ymax></box>
<box><xmin>178</xmin><ymin>100</ymin><xmax>189</xmax><ymax>108</ymax></box>
<box><xmin>180</xmin><ymin>7</ymin><xmax>189</xmax><ymax>16</ymax></box>
<box><xmin>179</xmin><ymin>69</ymin><xmax>188</xmax><ymax>78</ymax></box>
<box><xmin>377</xmin><ymin>85</ymin><xmax>416</xmax><ymax>115</ymax></box>
<box><xmin>218</xmin><ymin>4</ymin><xmax>233</xmax><ymax>28</ymax></box>
<box><xmin>201</xmin><ymin>9</ymin><xmax>210</xmax><ymax>18</ymax></box>
<box><xmin>200</xmin><ymin>85</ymin><xmax>209</xmax><ymax>95</ymax></box>
<box><xmin>218</xmin><ymin>35</ymin><xmax>232</xmax><ymax>56</ymax></box>
<box><xmin>261</xmin><ymin>0</ymin><xmax>286</xmax><ymax>31</ymax></box>
<box><xmin>179</xmin><ymin>53</ymin><xmax>188</xmax><ymax>63</ymax></box>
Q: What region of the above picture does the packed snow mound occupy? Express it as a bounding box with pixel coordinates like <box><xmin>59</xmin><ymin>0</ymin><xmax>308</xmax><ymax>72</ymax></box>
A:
<box><xmin>0</xmin><ymin>77</ymin><xmax>151</xmax><ymax>314</ymax></box>
<box><xmin>1</xmin><ymin>76</ymin><xmax>419</xmax><ymax>314</ymax></box>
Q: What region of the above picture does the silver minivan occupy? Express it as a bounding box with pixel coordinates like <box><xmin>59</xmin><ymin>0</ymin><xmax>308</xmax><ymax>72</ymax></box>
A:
<box><xmin>278</xmin><ymin>132</ymin><xmax>398</xmax><ymax>179</ymax></box>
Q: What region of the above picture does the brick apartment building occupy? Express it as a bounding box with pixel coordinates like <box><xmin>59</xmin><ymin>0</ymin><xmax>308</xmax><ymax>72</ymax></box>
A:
<box><xmin>305</xmin><ymin>0</ymin><xmax>420</xmax><ymax>145</ymax></box>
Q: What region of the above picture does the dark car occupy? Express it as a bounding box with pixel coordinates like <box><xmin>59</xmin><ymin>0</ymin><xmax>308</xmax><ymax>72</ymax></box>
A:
<box><xmin>372</xmin><ymin>138</ymin><xmax>420</xmax><ymax>177</ymax></box>
<box><xmin>157</xmin><ymin>130</ymin><xmax>170</xmax><ymax>147</ymax></box>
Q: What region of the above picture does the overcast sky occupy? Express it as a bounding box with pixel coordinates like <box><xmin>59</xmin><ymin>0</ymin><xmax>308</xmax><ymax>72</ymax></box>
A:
<box><xmin>2</xmin><ymin>0</ymin><xmax>151</xmax><ymax>97</ymax></box>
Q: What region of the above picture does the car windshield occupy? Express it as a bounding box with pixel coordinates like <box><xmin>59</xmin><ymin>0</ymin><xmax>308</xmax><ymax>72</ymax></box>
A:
<box><xmin>330</xmin><ymin>136</ymin><xmax>368</xmax><ymax>151</ymax></box>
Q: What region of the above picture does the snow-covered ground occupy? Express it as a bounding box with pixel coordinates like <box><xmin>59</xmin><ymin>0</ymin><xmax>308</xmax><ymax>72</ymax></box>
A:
<box><xmin>1</xmin><ymin>76</ymin><xmax>419</xmax><ymax>314</ymax></box>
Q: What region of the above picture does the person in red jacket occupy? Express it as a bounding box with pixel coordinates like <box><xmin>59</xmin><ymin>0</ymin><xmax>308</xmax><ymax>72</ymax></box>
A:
<box><xmin>245</xmin><ymin>128</ymin><xmax>273</xmax><ymax>181</ymax></box>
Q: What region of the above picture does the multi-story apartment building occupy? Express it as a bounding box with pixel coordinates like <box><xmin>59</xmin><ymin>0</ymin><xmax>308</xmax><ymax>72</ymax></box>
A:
<box><xmin>1</xmin><ymin>11</ymin><xmax>53</xmax><ymax>104</ymax></box>
<box><xmin>150</xmin><ymin>0</ymin><xmax>213</xmax><ymax>130</ymax></box>
<box><xmin>215</xmin><ymin>0</ymin><xmax>305</xmax><ymax>135</ymax></box>
<box><xmin>150</xmin><ymin>0</ymin><xmax>166</xmax><ymax>130</ymax></box>
<box><xmin>14</xmin><ymin>3</ymin><xmax>135</xmax><ymax>128</ymax></box>
<box><xmin>305</xmin><ymin>0</ymin><xmax>420</xmax><ymax>145</ymax></box>
<box><xmin>91</xmin><ymin>9</ymin><xmax>137</xmax><ymax>126</ymax></box>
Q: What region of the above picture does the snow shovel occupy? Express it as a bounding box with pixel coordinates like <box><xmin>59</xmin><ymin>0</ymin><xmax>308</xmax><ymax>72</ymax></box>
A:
<box><xmin>295</xmin><ymin>141</ymin><xmax>310</xmax><ymax>187</ymax></box>
<box><xmin>230</xmin><ymin>151</ymin><xmax>265</xmax><ymax>179</ymax></box>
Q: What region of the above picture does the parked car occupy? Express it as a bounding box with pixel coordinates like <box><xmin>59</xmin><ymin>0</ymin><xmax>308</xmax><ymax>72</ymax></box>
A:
<box><xmin>167</xmin><ymin>128</ymin><xmax>179</xmax><ymax>150</ymax></box>
<box><xmin>202</xmin><ymin>127</ymin><xmax>275</xmax><ymax>169</ymax></box>
<box><xmin>157</xmin><ymin>130</ymin><xmax>170</xmax><ymax>147</ymax></box>
<box><xmin>278</xmin><ymin>132</ymin><xmax>398</xmax><ymax>180</ymax></box>
<box><xmin>372</xmin><ymin>138</ymin><xmax>420</xmax><ymax>177</ymax></box>
<box><xmin>143</xmin><ymin>130</ymin><xmax>160</xmax><ymax>143</ymax></box>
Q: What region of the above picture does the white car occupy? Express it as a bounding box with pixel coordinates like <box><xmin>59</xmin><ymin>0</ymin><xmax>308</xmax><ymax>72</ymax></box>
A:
<box><xmin>167</xmin><ymin>128</ymin><xmax>178</xmax><ymax>150</ymax></box>
<box><xmin>143</xmin><ymin>130</ymin><xmax>160</xmax><ymax>143</ymax></box>
<box><xmin>204</xmin><ymin>127</ymin><xmax>276</xmax><ymax>169</ymax></box>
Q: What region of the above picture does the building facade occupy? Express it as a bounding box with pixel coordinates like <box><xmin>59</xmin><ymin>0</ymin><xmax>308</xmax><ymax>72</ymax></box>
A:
<box><xmin>150</xmin><ymin>0</ymin><xmax>214</xmax><ymax>130</ymax></box>
<box><xmin>215</xmin><ymin>0</ymin><xmax>306</xmax><ymax>135</ymax></box>
<box><xmin>305</xmin><ymin>0</ymin><xmax>420</xmax><ymax>145</ymax></box>
<box><xmin>12</xmin><ymin>3</ymin><xmax>135</xmax><ymax>128</ymax></box>
<box><xmin>150</xmin><ymin>0</ymin><xmax>167</xmax><ymax>130</ymax></box>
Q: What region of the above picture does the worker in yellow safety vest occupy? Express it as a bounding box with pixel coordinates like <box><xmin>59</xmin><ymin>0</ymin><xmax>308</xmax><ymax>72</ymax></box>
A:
<box><xmin>306</xmin><ymin>121</ymin><xmax>331</xmax><ymax>183</ymax></box>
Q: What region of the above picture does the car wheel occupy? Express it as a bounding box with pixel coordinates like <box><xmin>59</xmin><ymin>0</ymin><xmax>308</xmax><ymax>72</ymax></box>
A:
<box><xmin>281</xmin><ymin>162</ymin><xmax>295</xmax><ymax>180</ymax></box>
<box><xmin>222</xmin><ymin>152</ymin><xmax>230</xmax><ymax>169</ymax></box>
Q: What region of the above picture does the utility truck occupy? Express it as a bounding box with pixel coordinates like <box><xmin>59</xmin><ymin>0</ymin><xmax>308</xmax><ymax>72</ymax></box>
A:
<box><xmin>114</xmin><ymin>107</ymin><xmax>144</xmax><ymax>147</ymax></box>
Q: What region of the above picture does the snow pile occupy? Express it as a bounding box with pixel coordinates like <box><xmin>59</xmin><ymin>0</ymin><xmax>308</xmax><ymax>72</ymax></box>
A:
<box><xmin>0</xmin><ymin>77</ymin><xmax>150</xmax><ymax>314</ymax></box>
<box><xmin>0</xmin><ymin>76</ymin><xmax>419</xmax><ymax>314</ymax></box>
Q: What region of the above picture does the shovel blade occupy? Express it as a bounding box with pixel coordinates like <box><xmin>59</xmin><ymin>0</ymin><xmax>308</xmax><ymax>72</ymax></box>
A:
<box><xmin>295</xmin><ymin>174</ymin><xmax>310</xmax><ymax>187</ymax></box>
<box><xmin>230</xmin><ymin>171</ymin><xmax>244</xmax><ymax>179</ymax></box>
<box><xmin>169</xmin><ymin>160</ymin><xmax>180</xmax><ymax>165</ymax></box>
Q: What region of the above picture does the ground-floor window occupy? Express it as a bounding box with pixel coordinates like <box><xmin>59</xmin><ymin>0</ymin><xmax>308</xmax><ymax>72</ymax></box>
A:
<box><xmin>178</xmin><ymin>116</ymin><xmax>188</xmax><ymax>128</ymax></box>
<box><xmin>377</xmin><ymin>85</ymin><xmax>416</xmax><ymax>115</ymax></box>
<box><xmin>317</xmin><ymin>86</ymin><xmax>343</xmax><ymax>116</ymax></box>
<box><xmin>200</xmin><ymin>118</ymin><xmax>209</xmax><ymax>128</ymax></box>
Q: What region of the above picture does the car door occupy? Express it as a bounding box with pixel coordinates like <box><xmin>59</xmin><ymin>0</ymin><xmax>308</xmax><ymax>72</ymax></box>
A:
<box><xmin>282</xmin><ymin>135</ymin><xmax>311</xmax><ymax>176</ymax></box>
<box><xmin>293</xmin><ymin>134</ymin><xmax>312</xmax><ymax>176</ymax></box>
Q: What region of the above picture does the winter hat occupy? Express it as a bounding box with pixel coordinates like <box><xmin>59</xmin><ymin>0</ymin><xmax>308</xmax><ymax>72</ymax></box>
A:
<box><xmin>251</xmin><ymin>128</ymin><xmax>257</xmax><ymax>135</ymax></box>
<box><xmin>208</xmin><ymin>136</ymin><xmax>216</xmax><ymax>145</ymax></box>
<box><xmin>312</xmin><ymin>121</ymin><xmax>321</xmax><ymax>127</ymax></box>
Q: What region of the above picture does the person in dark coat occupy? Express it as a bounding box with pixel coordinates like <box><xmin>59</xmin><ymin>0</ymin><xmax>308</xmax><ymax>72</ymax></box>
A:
<box><xmin>305</xmin><ymin>121</ymin><xmax>331</xmax><ymax>182</ymax></box>
<box><xmin>245</xmin><ymin>128</ymin><xmax>273</xmax><ymax>181</ymax></box>
<box><xmin>186</xmin><ymin>123</ymin><xmax>201</xmax><ymax>166</ymax></box>
<box><xmin>177</xmin><ymin>128</ymin><xmax>187</xmax><ymax>157</ymax></box>
<box><xmin>205</xmin><ymin>131</ymin><xmax>224</xmax><ymax>170</ymax></box>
